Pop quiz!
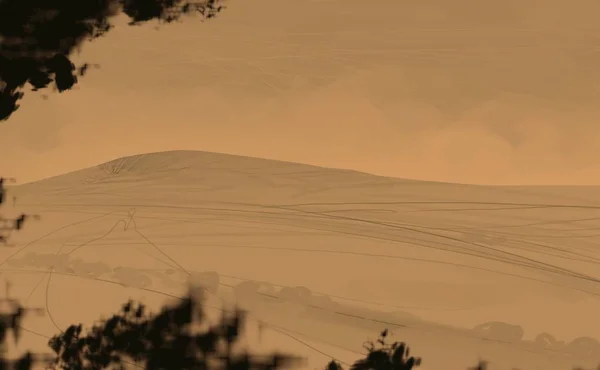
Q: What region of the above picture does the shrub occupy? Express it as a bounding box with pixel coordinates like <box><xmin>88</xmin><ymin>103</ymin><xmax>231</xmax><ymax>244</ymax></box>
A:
<box><xmin>48</xmin><ymin>289</ymin><xmax>303</xmax><ymax>370</ymax></box>
<box><xmin>324</xmin><ymin>329</ymin><xmax>422</xmax><ymax>370</ymax></box>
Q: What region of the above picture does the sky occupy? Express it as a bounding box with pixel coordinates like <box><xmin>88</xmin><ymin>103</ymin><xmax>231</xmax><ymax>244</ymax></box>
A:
<box><xmin>3</xmin><ymin>0</ymin><xmax>600</xmax><ymax>185</ymax></box>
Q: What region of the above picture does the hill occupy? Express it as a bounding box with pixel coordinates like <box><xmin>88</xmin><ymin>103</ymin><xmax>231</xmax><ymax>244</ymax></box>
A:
<box><xmin>5</xmin><ymin>150</ymin><xmax>600</xmax><ymax>370</ymax></box>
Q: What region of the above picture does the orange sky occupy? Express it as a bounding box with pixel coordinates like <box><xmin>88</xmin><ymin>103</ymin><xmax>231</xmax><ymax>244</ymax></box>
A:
<box><xmin>3</xmin><ymin>0</ymin><xmax>600</xmax><ymax>185</ymax></box>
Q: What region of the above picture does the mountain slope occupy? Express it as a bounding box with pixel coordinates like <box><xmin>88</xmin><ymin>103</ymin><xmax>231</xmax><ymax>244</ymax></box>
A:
<box><xmin>5</xmin><ymin>150</ymin><xmax>600</xmax><ymax>370</ymax></box>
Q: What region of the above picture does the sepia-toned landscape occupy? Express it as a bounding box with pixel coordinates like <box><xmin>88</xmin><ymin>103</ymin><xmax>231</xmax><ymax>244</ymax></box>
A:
<box><xmin>3</xmin><ymin>0</ymin><xmax>600</xmax><ymax>368</ymax></box>
<box><xmin>3</xmin><ymin>150</ymin><xmax>600</xmax><ymax>370</ymax></box>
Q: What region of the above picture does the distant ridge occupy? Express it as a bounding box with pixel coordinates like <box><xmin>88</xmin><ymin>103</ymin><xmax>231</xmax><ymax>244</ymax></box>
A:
<box><xmin>15</xmin><ymin>150</ymin><xmax>439</xmax><ymax>187</ymax></box>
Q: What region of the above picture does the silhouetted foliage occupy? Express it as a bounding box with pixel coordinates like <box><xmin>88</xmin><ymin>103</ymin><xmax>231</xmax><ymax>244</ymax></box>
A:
<box><xmin>0</xmin><ymin>178</ymin><xmax>39</xmax><ymax>249</ymax></box>
<box><xmin>324</xmin><ymin>329</ymin><xmax>421</xmax><ymax>370</ymax></box>
<box><xmin>0</xmin><ymin>0</ymin><xmax>225</xmax><ymax>122</ymax></box>
<box><xmin>0</xmin><ymin>178</ymin><xmax>49</xmax><ymax>369</ymax></box>
<box><xmin>0</xmin><ymin>283</ymin><xmax>50</xmax><ymax>370</ymax></box>
<box><xmin>48</xmin><ymin>289</ymin><xmax>303</xmax><ymax>370</ymax></box>
<box><xmin>0</xmin><ymin>178</ymin><xmax>38</xmax><ymax>245</ymax></box>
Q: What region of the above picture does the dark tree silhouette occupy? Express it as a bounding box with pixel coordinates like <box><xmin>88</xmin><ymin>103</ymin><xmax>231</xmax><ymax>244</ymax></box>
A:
<box><xmin>0</xmin><ymin>0</ymin><xmax>225</xmax><ymax>122</ymax></box>
<box><xmin>0</xmin><ymin>281</ymin><xmax>51</xmax><ymax>370</ymax></box>
<box><xmin>48</xmin><ymin>289</ymin><xmax>303</xmax><ymax>370</ymax></box>
<box><xmin>0</xmin><ymin>178</ymin><xmax>38</xmax><ymax>245</ymax></box>
<box><xmin>0</xmin><ymin>177</ymin><xmax>50</xmax><ymax>370</ymax></box>
<box><xmin>324</xmin><ymin>329</ymin><xmax>422</xmax><ymax>370</ymax></box>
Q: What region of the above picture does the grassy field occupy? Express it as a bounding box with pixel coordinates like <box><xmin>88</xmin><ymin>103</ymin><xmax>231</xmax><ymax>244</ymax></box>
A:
<box><xmin>4</xmin><ymin>150</ymin><xmax>600</xmax><ymax>370</ymax></box>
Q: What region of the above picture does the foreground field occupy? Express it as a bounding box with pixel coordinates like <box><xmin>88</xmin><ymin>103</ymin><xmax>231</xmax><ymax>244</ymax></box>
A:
<box><xmin>4</xmin><ymin>150</ymin><xmax>600</xmax><ymax>370</ymax></box>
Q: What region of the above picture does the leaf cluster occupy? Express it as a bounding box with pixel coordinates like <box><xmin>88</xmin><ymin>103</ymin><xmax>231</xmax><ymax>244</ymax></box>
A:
<box><xmin>0</xmin><ymin>0</ymin><xmax>225</xmax><ymax>121</ymax></box>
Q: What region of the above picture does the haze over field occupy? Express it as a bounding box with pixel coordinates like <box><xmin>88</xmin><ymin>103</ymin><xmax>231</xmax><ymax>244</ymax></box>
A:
<box><xmin>4</xmin><ymin>150</ymin><xmax>600</xmax><ymax>370</ymax></box>
<box><xmin>3</xmin><ymin>0</ymin><xmax>600</xmax><ymax>185</ymax></box>
<box><xmin>2</xmin><ymin>1</ymin><xmax>600</xmax><ymax>369</ymax></box>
